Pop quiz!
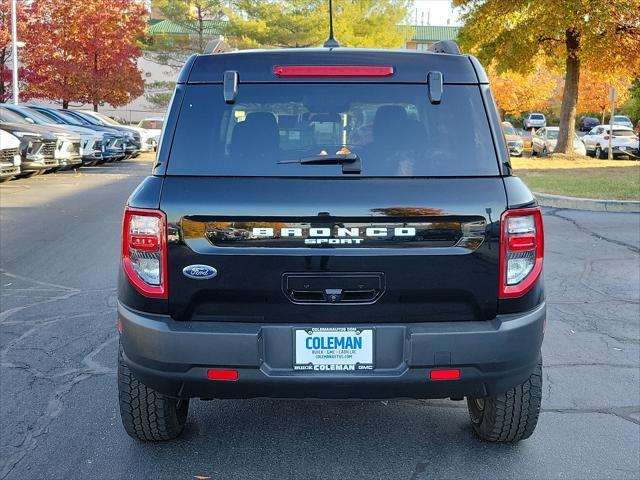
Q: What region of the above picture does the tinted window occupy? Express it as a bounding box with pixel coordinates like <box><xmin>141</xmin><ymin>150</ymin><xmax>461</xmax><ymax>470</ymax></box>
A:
<box><xmin>168</xmin><ymin>84</ymin><xmax>498</xmax><ymax>177</ymax></box>
<box><xmin>613</xmin><ymin>129</ymin><xmax>635</xmax><ymax>137</ymax></box>
<box><xmin>531</xmin><ymin>114</ymin><xmax>544</xmax><ymax>120</ymax></box>
<box><xmin>547</xmin><ymin>130</ymin><xmax>559</xmax><ymax>140</ymax></box>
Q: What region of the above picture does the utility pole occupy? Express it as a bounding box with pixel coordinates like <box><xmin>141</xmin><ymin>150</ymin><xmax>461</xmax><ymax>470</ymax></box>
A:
<box><xmin>608</xmin><ymin>87</ymin><xmax>616</xmax><ymax>161</ymax></box>
<box><xmin>11</xmin><ymin>0</ymin><xmax>19</xmax><ymax>104</ymax></box>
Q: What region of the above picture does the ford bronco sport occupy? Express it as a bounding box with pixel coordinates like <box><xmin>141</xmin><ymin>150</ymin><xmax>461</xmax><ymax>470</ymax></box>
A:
<box><xmin>117</xmin><ymin>42</ymin><xmax>545</xmax><ymax>443</ymax></box>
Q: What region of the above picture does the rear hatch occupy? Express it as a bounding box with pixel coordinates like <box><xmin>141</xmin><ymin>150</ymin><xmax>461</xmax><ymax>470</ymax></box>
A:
<box><xmin>160</xmin><ymin>55</ymin><xmax>506</xmax><ymax>323</ymax></box>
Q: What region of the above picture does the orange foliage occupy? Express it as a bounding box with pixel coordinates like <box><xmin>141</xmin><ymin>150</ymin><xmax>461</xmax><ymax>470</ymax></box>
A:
<box><xmin>488</xmin><ymin>65</ymin><xmax>557</xmax><ymax>115</ymax></box>
<box><xmin>575</xmin><ymin>70</ymin><xmax>632</xmax><ymax>114</ymax></box>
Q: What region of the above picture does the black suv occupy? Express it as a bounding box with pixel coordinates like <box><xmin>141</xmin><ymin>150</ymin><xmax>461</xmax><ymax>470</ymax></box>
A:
<box><xmin>117</xmin><ymin>43</ymin><xmax>545</xmax><ymax>443</ymax></box>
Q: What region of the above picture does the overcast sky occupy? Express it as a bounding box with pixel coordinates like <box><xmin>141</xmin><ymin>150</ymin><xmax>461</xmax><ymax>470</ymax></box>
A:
<box><xmin>409</xmin><ymin>0</ymin><xmax>463</xmax><ymax>26</ymax></box>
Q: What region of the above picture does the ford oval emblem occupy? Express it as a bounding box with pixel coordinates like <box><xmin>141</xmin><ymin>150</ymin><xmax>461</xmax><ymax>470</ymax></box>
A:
<box><xmin>182</xmin><ymin>264</ymin><xmax>217</xmax><ymax>280</ymax></box>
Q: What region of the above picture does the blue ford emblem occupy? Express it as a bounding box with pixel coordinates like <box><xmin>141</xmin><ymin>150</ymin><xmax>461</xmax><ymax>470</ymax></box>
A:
<box><xmin>182</xmin><ymin>264</ymin><xmax>217</xmax><ymax>280</ymax></box>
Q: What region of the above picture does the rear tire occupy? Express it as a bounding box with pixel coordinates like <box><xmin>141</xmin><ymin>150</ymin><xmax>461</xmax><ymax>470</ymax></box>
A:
<box><xmin>118</xmin><ymin>342</ymin><xmax>189</xmax><ymax>441</ymax></box>
<box><xmin>595</xmin><ymin>145</ymin><xmax>606</xmax><ymax>159</ymax></box>
<box><xmin>467</xmin><ymin>360</ymin><xmax>542</xmax><ymax>442</ymax></box>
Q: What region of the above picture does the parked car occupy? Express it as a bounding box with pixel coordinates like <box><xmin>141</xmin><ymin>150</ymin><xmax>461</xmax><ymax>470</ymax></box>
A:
<box><xmin>611</xmin><ymin>115</ymin><xmax>634</xmax><ymax>129</ymax></box>
<box><xmin>117</xmin><ymin>44</ymin><xmax>545</xmax><ymax>443</ymax></box>
<box><xmin>0</xmin><ymin>108</ymin><xmax>60</xmax><ymax>176</ymax></box>
<box><xmin>531</xmin><ymin>127</ymin><xmax>586</xmax><ymax>156</ymax></box>
<box><xmin>1</xmin><ymin>105</ymin><xmax>82</xmax><ymax>170</ymax></box>
<box><xmin>578</xmin><ymin>116</ymin><xmax>600</xmax><ymax>132</ymax></box>
<box><xmin>30</xmin><ymin>106</ymin><xmax>126</xmax><ymax>163</ymax></box>
<box><xmin>502</xmin><ymin>121</ymin><xmax>524</xmax><ymax>156</ymax></box>
<box><xmin>523</xmin><ymin>113</ymin><xmax>546</xmax><ymax>130</ymax></box>
<box><xmin>0</xmin><ymin>129</ymin><xmax>22</xmax><ymax>181</ymax></box>
<box><xmin>80</xmin><ymin>111</ymin><xmax>155</xmax><ymax>153</ymax></box>
<box><xmin>4</xmin><ymin>104</ymin><xmax>101</xmax><ymax>167</ymax></box>
<box><xmin>635</xmin><ymin>120</ymin><xmax>640</xmax><ymax>134</ymax></box>
<box><xmin>582</xmin><ymin>125</ymin><xmax>640</xmax><ymax>159</ymax></box>
<box><xmin>63</xmin><ymin>110</ymin><xmax>140</xmax><ymax>159</ymax></box>
<box><xmin>137</xmin><ymin>117</ymin><xmax>164</xmax><ymax>150</ymax></box>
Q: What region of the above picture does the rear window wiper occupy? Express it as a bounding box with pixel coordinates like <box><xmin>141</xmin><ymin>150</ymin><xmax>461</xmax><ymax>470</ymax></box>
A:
<box><xmin>278</xmin><ymin>150</ymin><xmax>362</xmax><ymax>174</ymax></box>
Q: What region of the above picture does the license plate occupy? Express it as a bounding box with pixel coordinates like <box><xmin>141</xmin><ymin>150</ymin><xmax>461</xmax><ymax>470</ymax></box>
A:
<box><xmin>294</xmin><ymin>328</ymin><xmax>374</xmax><ymax>372</ymax></box>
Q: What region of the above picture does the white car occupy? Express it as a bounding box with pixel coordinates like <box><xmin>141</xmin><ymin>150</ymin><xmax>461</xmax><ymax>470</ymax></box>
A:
<box><xmin>582</xmin><ymin>125</ymin><xmax>639</xmax><ymax>159</ymax></box>
<box><xmin>0</xmin><ymin>129</ymin><xmax>22</xmax><ymax>181</ymax></box>
<box><xmin>531</xmin><ymin>127</ymin><xmax>586</xmax><ymax>156</ymax></box>
<box><xmin>523</xmin><ymin>113</ymin><xmax>546</xmax><ymax>130</ymax></box>
<box><xmin>80</xmin><ymin>111</ymin><xmax>154</xmax><ymax>153</ymax></box>
<box><xmin>137</xmin><ymin>117</ymin><xmax>164</xmax><ymax>150</ymax></box>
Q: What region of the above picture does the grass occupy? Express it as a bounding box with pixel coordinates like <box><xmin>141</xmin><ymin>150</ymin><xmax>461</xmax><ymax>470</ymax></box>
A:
<box><xmin>511</xmin><ymin>154</ymin><xmax>640</xmax><ymax>200</ymax></box>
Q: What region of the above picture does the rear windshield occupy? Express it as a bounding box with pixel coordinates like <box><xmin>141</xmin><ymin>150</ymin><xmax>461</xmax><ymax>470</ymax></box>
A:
<box><xmin>613</xmin><ymin>129</ymin><xmax>635</xmax><ymax>137</ymax></box>
<box><xmin>530</xmin><ymin>114</ymin><xmax>544</xmax><ymax>120</ymax></box>
<box><xmin>167</xmin><ymin>84</ymin><xmax>499</xmax><ymax>176</ymax></box>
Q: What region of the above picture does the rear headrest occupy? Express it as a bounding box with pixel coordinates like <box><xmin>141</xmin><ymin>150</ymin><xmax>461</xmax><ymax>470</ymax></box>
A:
<box><xmin>373</xmin><ymin>105</ymin><xmax>408</xmax><ymax>143</ymax></box>
<box><xmin>230</xmin><ymin>112</ymin><xmax>280</xmax><ymax>157</ymax></box>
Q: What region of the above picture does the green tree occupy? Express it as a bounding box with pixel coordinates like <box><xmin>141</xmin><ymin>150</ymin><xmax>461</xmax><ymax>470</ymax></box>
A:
<box><xmin>455</xmin><ymin>0</ymin><xmax>640</xmax><ymax>154</ymax></box>
<box><xmin>622</xmin><ymin>79</ymin><xmax>640</xmax><ymax>123</ymax></box>
<box><xmin>227</xmin><ymin>0</ymin><xmax>411</xmax><ymax>49</ymax></box>
<box><xmin>144</xmin><ymin>80</ymin><xmax>176</xmax><ymax>110</ymax></box>
<box><xmin>145</xmin><ymin>0</ymin><xmax>226</xmax><ymax>68</ymax></box>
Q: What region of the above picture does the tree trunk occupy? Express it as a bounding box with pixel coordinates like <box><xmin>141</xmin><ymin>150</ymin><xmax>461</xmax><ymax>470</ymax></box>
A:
<box><xmin>197</xmin><ymin>7</ymin><xmax>204</xmax><ymax>52</ymax></box>
<box><xmin>556</xmin><ymin>28</ymin><xmax>581</xmax><ymax>154</ymax></box>
<box><xmin>63</xmin><ymin>99</ymin><xmax>69</xmax><ymax>109</ymax></box>
<box><xmin>93</xmin><ymin>103</ymin><xmax>98</xmax><ymax>112</ymax></box>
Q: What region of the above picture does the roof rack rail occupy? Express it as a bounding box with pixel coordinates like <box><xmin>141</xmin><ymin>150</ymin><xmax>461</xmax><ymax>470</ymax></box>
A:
<box><xmin>427</xmin><ymin>40</ymin><xmax>461</xmax><ymax>55</ymax></box>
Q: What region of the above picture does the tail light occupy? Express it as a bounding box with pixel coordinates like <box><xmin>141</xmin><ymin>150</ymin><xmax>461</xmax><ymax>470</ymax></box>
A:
<box><xmin>273</xmin><ymin>65</ymin><xmax>394</xmax><ymax>78</ymax></box>
<box><xmin>603</xmin><ymin>135</ymin><xmax>610</xmax><ymax>140</ymax></box>
<box><xmin>121</xmin><ymin>207</ymin><xmax>167</xmax><ymax>298</ymax></box>
<box><xmin>499</xmin><ymin>207</ymin><xmax>544</xmax><ymax>299</ymax></box>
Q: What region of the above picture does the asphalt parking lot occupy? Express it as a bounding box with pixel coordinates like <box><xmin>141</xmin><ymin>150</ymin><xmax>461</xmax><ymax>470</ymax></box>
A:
<box><xmin>1</xmin><ymin>157</ymin><xmax>639</xmax><ymax>480</ymax></box>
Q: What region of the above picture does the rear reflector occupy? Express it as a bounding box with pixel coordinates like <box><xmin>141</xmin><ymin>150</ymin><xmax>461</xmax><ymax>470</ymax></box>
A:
<box><xmin>273</xmin><ymin>65</ymin><xmax>394</xmax><ymax>78</ymax></box>
<box><xmin>430</xmin><ymin>369</ymin><xmax>461</xmax><ymax>381</ymax></box>
<box><xmin>206</xmin><ymin>369</ymin><xmax>238</xmax><ymax>381</ymax></box>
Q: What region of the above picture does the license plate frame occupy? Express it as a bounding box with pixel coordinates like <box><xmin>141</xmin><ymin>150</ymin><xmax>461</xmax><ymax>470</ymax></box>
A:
<box><xmin>293</xmin><ymin>327</ymin><xmax>374</xmax><ymax>372</ymax></box>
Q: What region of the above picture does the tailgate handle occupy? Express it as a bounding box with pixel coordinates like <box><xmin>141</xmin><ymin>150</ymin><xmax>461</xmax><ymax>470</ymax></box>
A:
<box><xmin>324</xmin><ymin>289</ymin><xmax>343</xmax><ymax>303</ymax></box>
<box><xmin>283</xmin><ymin>273</ymin><xmax>385</xmax><ymax>305</ymax></box>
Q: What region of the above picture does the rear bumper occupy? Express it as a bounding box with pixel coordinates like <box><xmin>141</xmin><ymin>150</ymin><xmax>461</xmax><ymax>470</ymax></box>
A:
<box><xmin>119</xmin><ymin>302</ymin><xmax>545</xmax><ymax>400</ymax></box>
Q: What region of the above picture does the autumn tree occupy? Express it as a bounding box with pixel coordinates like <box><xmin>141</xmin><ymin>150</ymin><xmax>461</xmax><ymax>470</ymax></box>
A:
<box><xmin>227</xmin><ymin>0</ymin><xmax>410</xmax><ymax>49</ymax></box>
<box><xmin>0</xmin><ymin>0</ymin><xmax>28</xmax><ymax>102</ymax></box>
<box><xmin>455</xmin><ymin>0</ymin><xmax>640</xmax><ymax>154</ymax></box>
<box><xmin>81</xmin><ymin>0</ymin><xmax>147</xmax><ymax>110</ymax></box>
<box><xmin>575</xmin><ymin>70</ymin><xmax>632</xmax><ymax>122</ymax></box>
<box><xmin>22</xmin><ymin>0</ymin><xmax>146</xmax><ymax>110</ymax></box>
<box><xmin>488</xmin><ymin>63</ymin><xmax>557</xmax><ymax>116</ymax></box>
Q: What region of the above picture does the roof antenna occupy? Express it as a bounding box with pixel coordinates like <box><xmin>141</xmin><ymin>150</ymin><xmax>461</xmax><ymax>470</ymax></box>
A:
<box><xmin>323</xmin><ymin>0</ymin><xmax>340</xmax><ymax>48</ymax></box>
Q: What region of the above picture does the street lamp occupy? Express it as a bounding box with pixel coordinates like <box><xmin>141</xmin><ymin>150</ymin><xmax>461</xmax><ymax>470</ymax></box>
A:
<box><xmin>11</xmin><ymin>0</ymin><xmax>19</xmax><ymax>104</ymax></box>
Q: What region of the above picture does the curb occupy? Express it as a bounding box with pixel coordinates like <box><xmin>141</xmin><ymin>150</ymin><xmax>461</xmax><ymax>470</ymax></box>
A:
<box><xmin>534</xmin><ymin>192</ymin><xmax>640</xmax><ymax>213</ymax></box>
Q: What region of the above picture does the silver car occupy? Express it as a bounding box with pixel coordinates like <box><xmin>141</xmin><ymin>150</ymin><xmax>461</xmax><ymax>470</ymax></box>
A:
<box><xmin>523</xmin><ymin>113</ymin><xmax>546</xmax><ymax>130</ymax></box>
<box><xmin>531</xmin><ymin>127</ymin><xmax>587</xmax><ymax>156</ymax></box>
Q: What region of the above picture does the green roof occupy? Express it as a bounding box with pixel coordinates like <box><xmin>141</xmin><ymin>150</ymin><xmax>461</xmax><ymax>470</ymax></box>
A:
<box><xmin>404</xmin><ymin>25</ymin><xmax>460</xmax><ymax>42</ymax></box>
<box><xmin>147</xmin><ymin>19</ymin><xmax>226</xmax><ymax>36</ymax></box>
